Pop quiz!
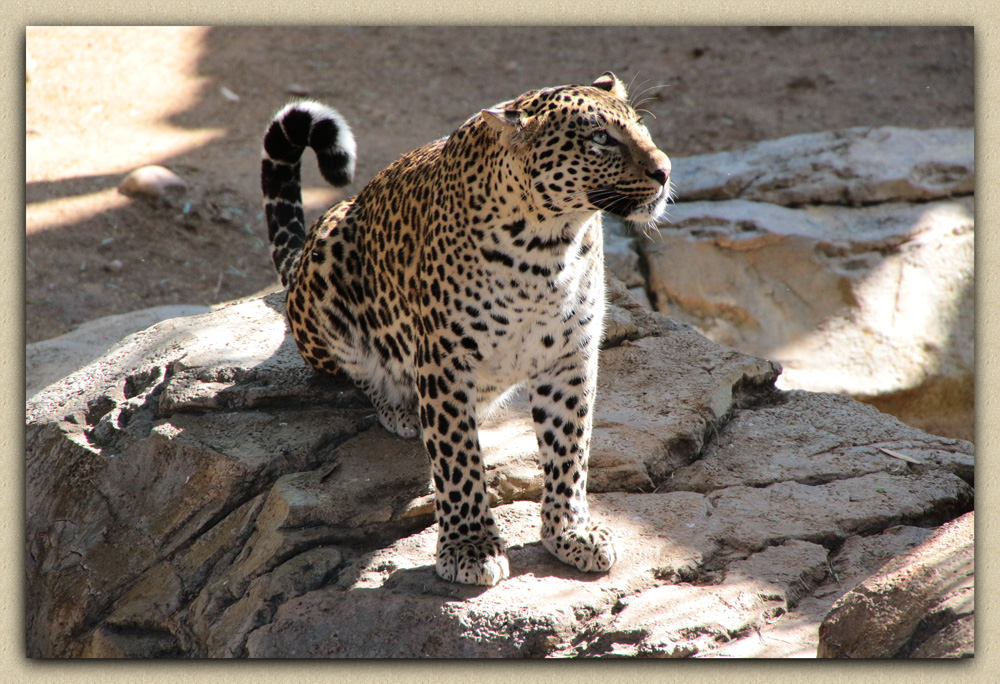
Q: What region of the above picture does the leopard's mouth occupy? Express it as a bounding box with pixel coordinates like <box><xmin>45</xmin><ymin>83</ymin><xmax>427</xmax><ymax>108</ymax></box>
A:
<box><xmin>589</xmin><ymin>187</ymin><xmax>667</xmax><ymax>223</ymax></box>
<box><xmin>587</xmin><ymin>188</ymin><xmax>640</xmax><ymax>217</ymax></box>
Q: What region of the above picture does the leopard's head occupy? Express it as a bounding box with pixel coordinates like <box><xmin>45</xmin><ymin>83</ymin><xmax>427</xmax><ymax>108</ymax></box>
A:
<box><xmin>482</xmin><ymin>72</ymin><xmax>671</xmax><ymax>225</ymax></box>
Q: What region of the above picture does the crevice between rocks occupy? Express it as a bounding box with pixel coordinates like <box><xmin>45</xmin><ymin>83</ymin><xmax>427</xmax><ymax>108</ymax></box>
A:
<box><xmin>650</xmin><ymin>366</ymin><xmax>785</xmax><ymax>494</ymax></box>
<box><xmin>225</xmin><ymin>546</ymin><xmax>352</xmax><ymax>658</ymax></box>
<box><xmin>780</xmin><ymin>189</ymin><xmax>975</xmax><ymax>210</ymax></box>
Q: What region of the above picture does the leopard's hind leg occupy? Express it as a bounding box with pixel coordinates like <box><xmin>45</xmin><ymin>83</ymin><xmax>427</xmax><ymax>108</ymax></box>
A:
<box><xmin>352</xmin><ymin>358</ymin><xmax>420</xmax><ymax>439</ymax></box>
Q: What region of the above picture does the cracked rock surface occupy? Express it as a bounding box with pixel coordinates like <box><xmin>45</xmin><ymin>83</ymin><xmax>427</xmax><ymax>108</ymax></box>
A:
<box><xmin>25</xmin><ymin>276</ymin><xmax>973</xmax><ymax>658</ymax></box>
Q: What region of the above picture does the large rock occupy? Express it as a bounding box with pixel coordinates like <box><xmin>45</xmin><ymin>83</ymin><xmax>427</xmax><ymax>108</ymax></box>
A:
<box><xmin>669</xmin><ymin>126</ymin><xmax>973</xmax><ymax>206</ymax></box>
<box><xmin>25</xmin><ymin>280</ymin><xmax>973</xmax><ymax>658</ymax></box>
<box><xmin>817</xmin><ymin>511</ymin><xmax>974</xmax><ymax>658</ymax></box>
<box><xmin>641</xmin><ymin>127</ymin><xmax>974</xmax><ymax>441</ymax></box>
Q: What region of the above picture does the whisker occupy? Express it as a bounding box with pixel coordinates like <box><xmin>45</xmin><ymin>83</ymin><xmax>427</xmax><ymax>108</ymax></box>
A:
<box><xmin>630</xmin><ymin>83</ymin><xmax>673</xmax><ymax>117</ymax></box>
<box><xmin>626</xmin><ymin>74</ymin><xmax>647</xmax><ymax>103</ymax></box>
<box><xmin>630</xmin><ymin>82</ymin><xmax>672</xmax><ymax>106</ymax></box>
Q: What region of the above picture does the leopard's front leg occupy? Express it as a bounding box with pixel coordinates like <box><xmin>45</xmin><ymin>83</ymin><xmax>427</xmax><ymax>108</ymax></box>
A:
<box><xmin>417</xmin><ymin>339</ymin><xmax>510</xmax><ymax>586</ymax></box>
<box><xmin>529</xmin><ymin>349</ymin><xmax>617</xmax><ymax>573</ymax></box>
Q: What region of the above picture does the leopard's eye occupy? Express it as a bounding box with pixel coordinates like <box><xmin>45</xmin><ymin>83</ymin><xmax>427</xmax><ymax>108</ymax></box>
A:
<box><xmin>590</xmin><ymin>130</ymin><xmax>614</xmax><ymax>146</ymax></box>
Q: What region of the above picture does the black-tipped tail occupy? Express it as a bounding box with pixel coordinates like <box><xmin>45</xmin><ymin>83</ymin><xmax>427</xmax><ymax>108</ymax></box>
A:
<box><xmin>261</xmin><ymin>101</ymin><xmax>356</xmax><ymax>287</ymax></box>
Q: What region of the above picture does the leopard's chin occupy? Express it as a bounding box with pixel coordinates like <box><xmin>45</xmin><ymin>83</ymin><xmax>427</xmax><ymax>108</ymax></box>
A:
<box><xmin>624</xmin><ymin>192</ymin><xmax>668</xmax><ymax>225</ymax></box>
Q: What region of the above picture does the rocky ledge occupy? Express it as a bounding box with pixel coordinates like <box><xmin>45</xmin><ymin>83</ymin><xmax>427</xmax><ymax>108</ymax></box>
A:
<box><xmin>25</xmin><ymin>276</ymin><xmax>973</xmax><ymax>658</ymax></box>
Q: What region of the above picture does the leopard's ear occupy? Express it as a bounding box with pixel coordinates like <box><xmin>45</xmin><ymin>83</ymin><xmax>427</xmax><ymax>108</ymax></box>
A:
<box><xmin>592</xmin><ymin>72</ymin><xmax>627</xmax><ymax>99</ymax></box>
<box><xmin>481</xmin><ymin>108</ymin><xmax>526</xmax><ymax>133</ymax></box>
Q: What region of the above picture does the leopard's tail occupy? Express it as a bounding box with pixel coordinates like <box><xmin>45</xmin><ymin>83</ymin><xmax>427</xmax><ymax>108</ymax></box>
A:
<box><xmin>261</xmin><ymin>101</ymin><xmax>356</xmax><ymax>287</ymax></box>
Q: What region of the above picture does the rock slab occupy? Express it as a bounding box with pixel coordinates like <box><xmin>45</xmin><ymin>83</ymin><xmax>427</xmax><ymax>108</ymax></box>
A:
<box><xmin>25</xmin><ymin>280</ymin><xmax>973</xmax><ymax>658</ymax></box>
<box><xmin>669</xmin><ymin>126</ymin><xmax>973</xmax><ymax>206</ymax></box>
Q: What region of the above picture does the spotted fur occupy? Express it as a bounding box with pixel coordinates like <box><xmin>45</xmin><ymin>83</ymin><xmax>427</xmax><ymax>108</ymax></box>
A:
<box><xmin>261</xmin><ymin>73</ymin><xmax>671</xmax><ymax>585</ymax></box>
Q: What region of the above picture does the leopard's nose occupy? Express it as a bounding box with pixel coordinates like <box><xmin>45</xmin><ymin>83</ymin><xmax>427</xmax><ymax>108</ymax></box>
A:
<box><xmin>646</xmin><ymin>168</ymin><xmax>668</xmax><ymax>185</ymax></box>
<box><xmin>645</xmin><ymin>157</ymin><xmax>671</xmax><ymax>186</ymax></box>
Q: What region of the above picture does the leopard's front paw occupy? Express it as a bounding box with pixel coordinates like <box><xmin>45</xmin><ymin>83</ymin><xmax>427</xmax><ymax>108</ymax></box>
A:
<box><xmin>436</xmin><ymin>535</ymin><xmax>510</xmax><ymax>586</ymax></box>
<box><xmin>543</xmin><ymin>522</ymin><xmax>617</xmax><ymax>573</ymax></box>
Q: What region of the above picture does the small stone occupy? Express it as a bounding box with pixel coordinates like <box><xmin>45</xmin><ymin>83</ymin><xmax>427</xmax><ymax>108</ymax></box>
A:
<box><xmin>286</xmin><ymin>83</ymin><xmax>310</xmax><ymax>96</ymax></box>
<box><xmin>220</xmin><ymin>86</ymin><xmax>240</xmax><ymax>102</ymax></box>
<box><xmin>119</xmin><ymin>165</ymin><xmax>188</xmax><ymax>199</ymax></box>
<box><xmin>104</xmin><ymin>259</ymin><xmax>124</xmax><ymax>273</ymax></box>
<box><xmin>787</xmin><ymin>75</ymin><xmax>818</xmax><ymax>90</ymax></box>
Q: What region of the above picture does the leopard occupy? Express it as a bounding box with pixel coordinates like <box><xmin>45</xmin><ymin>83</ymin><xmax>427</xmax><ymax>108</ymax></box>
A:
<box><xmin>261</xmin><ymin>72</ymin><xmax>671</xmax><ymax>586</ymax></box>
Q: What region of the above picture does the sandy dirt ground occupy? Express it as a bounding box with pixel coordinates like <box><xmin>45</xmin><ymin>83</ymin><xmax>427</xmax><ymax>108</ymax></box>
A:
<box><xmin>25</xmin><ymin>26</ymin><xmax>973</xmax><ymax>345</ymax></box>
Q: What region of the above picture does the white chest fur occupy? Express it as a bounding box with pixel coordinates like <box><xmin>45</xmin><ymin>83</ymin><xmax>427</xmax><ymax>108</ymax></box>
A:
<box><xmin>474</xmin><ymin>213</ymin><xmax>606</xmax><ymax>397</ymax></box>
